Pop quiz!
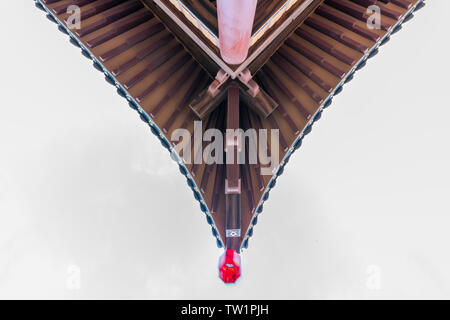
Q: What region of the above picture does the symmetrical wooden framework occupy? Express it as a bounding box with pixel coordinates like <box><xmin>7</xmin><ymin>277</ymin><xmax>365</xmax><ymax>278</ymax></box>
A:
<box><xmin>35</xmin><ymin>0</ymin><xmax>424</xmax><ymax>282</ymax></box>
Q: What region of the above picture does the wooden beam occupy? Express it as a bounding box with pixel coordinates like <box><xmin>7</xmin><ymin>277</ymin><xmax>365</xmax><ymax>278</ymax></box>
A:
<box><xmin>189</xmin><ymin>70</ymin><xmax>230</xmax><ymax>119</ymax></box>
<box><xmin>238</xmin><ymin>69</ymin><xmax>278</xmax><ymax>118</ymax></box>
<box><xmin>225</xmin><ymin>83</ymin><xmax>242</xmax><ymax>252</ymax></box>
<box><xmin>189</xmin><ymin>87</ymin><xmax>227</xmax><ymax>120</ymax></box>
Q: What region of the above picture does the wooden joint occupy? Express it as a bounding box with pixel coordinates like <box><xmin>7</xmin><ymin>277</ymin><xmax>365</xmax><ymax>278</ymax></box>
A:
<box><xmin>209</xmin><ymin>69</ymin><xmax>230</xmax><ymax>97</ymax></box>
<box><xmin>189</xmin><ymin>70</ymin><xmax>230</xmax><ymax>119</ymax></box>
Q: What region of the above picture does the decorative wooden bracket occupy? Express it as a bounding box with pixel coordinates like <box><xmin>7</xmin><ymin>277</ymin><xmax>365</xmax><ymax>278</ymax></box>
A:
<box><xmin>189</xmin><ymin>68</ymin><xmax>278</xmax><ymax>121</ymax></box>
<box><xmin>189</xmin><ymin>70</ymin><xmax>230</xmax><ymax>119</ymax></box>
<box><xmin>208</xmin><ymin>70</ymin><xmax>230</xmax><ymax>97</ymax></box>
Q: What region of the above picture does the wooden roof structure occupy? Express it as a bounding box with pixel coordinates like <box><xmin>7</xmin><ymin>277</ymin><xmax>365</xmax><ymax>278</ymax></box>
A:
<box><xmin>36</xmin><ymin>0</ymin><xmax>425</xmax><ymax>283</ymax></box>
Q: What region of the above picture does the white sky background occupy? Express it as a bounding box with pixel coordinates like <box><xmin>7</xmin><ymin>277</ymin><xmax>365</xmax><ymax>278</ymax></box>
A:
<box><xmin>0</xmin><ymin>0</ymin><xmax>449</xmax><ymax>299</ymax></box>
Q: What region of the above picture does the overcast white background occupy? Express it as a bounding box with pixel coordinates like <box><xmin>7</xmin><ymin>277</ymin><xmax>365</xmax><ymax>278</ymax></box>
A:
<box><xmin>0</xmin><ymin>1</ymin><xmax>448</xmax><ymax>299</ymax></box>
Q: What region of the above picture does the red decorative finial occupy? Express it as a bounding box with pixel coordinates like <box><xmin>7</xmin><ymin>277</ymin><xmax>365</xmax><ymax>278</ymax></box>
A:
<box><xmin>219</xmin><ymin>250</ymin><xmax>241</xmax><ymax>283</ymax></box>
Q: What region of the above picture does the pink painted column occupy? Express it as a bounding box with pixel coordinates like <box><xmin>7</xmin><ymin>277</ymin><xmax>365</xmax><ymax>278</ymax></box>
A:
<box><xmin>217</xmin><ymin>0</ymin><xmax>258</xmax><ymax>65</ymax></box>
